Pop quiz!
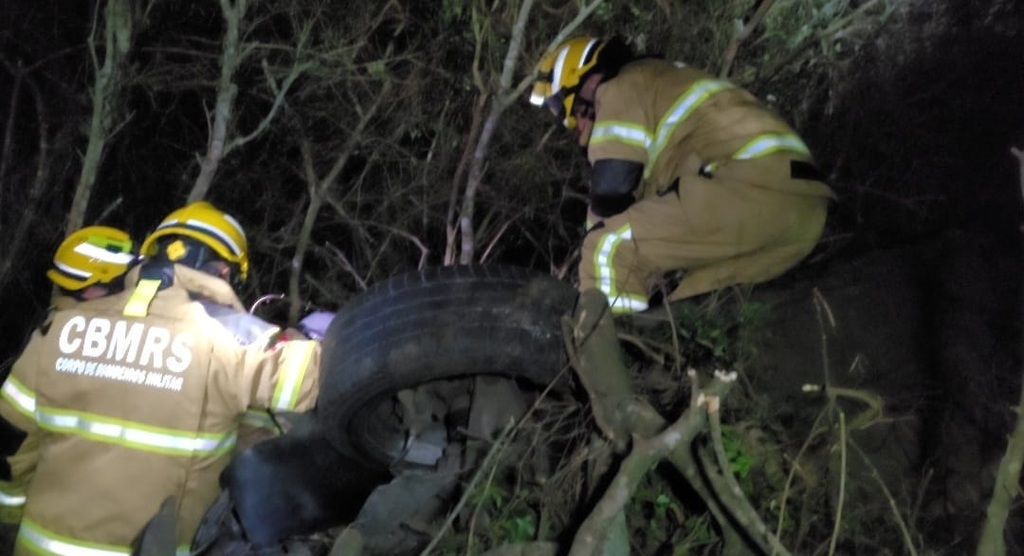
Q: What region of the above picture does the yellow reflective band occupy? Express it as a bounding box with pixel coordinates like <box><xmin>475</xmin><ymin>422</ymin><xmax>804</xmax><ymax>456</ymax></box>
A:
<box><xmin>36</xmin><ymin>406</ymin><xmax>235</xmax><ymax>457</ymax></box>
<box><xmin>590</xmin><ymin>121</ymin><xmax>651</xmax><ymax>149</ymax></box>
<box><xmin>123</xmin><ymin>279</ymin><xmax>162</xmax><ymax>318</ymax></box>
<box><xmin>0</xmin><ymin>487</ymin><xmax>26</xmax><ymax>507</ymax></box>
<box><xmin>73</xmin><ymin>243</ymin><xmax>136</xmax><ymax>266</ymax></box>
<box><xmin>1</xmin><ymin>378</ymin><xmax>36</xmax><ymax>419</ymax></box>
<box><xmin>271</xmin><ymin>342</ymin><xmax>314</xmax><ymax>411</ymax></box>
<box><xmin>591</xmin><ymin>224</ymin><xmax>649</xmax><ymax>314</ymax></box>
<box><xmin>646</xmin><ymin>79</ymin><xmax>735</xmax><ymax>178</ymax></box>
<box><xmin>19</xmin><ymin>517</ymin><xmax>131</xmax><ymax>556</ymax></box>
<box><xmin>732</xmin><ymin>133</ymin><xmax>810</xmax><ymax>160</ymax></box>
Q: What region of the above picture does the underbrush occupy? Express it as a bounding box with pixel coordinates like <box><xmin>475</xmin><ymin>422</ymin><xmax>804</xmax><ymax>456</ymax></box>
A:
<box><xmin>411</xmin><ymin>291</ymin><xmax>934</xmax><ymax>555</ymax></box>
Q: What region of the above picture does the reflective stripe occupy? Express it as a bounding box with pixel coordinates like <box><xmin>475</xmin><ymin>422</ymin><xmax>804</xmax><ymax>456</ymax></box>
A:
<box><xmin>591</xmin><ymin>224</ymin><xmax>650</xmax><ymax>315</ymax></box>
<box><xmin>19</xmin><ymin>518</ymin><xmax>131</xmax><ymax>556</ymax></box>
<box><xmin>37</xmin><ymin>407</ymin><xmax>235</xmax><ymax>457</ymax></box>
<box><xmin>0</xmin><ymin>489</ymin><xmax>26</xmax><ymax>507</ymax></box>
<box><xmin>646</xmin><ymin>79</ymin><xmax>735</xmax><ymax>178</ymax></box>
<box><xmin>52</xmin><ymin>261</ymin><xmax>91</xmax><ymax>281</ymax></box>
<box><xmin>123</xmin><ymin>279</ymin><xmax>161</xmax><ymax>318</ymax></box>
<box><xmin>1</xmin><ymin>377</ymin><xmax>36</xmax><ymax>419</ymax></box>
<box><xmin>590</xmin><ymin>121</ymin><xmax>651</xmax><ymax>150</ymax></box>
<box><xmin>550</xmin><ymin>47</ymin><xmax>571</xmax><ymax>94</ymax></box>
<box><xmin>271</xmin><ymin>342</ymin><xmax>315</xmax><ymax>411</ymax></box>
<box><xmin>187</xmin><ymin>217</ymin><xmax>244</xmax><ymax>257</ymax></box>
<box><xmin>609</xmin><ymin>295</ymin><xmax>649</xmax><ymax>314</ymax></box>
<box><xmin>732</xmin><ymin>133</ymin><xmax>810</xmax><ymax>160</ymax></box>
<box><xmin>72</xmin><ymin>243</ymin><xmax>136</xmax><ymax>266</ymax></box>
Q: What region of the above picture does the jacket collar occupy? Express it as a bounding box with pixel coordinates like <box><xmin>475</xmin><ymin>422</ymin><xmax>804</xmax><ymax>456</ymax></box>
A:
<box><xmin>124</xmin><ymin>264</ymin><xmax>245</xmax><ymax>312</ymax></box>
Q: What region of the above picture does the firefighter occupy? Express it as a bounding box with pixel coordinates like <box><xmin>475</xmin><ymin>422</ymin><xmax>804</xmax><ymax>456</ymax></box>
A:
<box><xmin>0</xmin><ymin>226</ymin><xmax>140</xmax><ymax>539</ymax></box>
<box><xmin>530</xmin><ymin>36</ymin><xmax>837</xmax><ymax>313</ymax></box>
<box><xmin>46</xmin><ymin>225</ymin><xmax>139</xmax><ymax>308</ymax></box>
<box><xmin>0</xmin><ymin>201</ymin><xmax>321</xmax><ymax>555</ymax></box>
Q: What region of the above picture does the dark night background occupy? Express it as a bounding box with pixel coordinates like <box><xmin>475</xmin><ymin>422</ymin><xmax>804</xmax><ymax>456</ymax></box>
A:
<box><xmin>1</xmin><ymin>0</ymin><xmax>1024</xmax><ymax>553</ymax></box>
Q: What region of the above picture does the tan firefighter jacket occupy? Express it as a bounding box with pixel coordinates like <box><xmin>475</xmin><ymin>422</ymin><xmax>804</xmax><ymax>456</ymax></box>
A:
<box><xmin>0</xmin><ymin>263</ymin><xmax>321</xmax><ymax>555</ymax></box>
<box><xmin>587</xmin><ymin>58</ymin><xmax>836</xmax><ymax>202</ymax></box>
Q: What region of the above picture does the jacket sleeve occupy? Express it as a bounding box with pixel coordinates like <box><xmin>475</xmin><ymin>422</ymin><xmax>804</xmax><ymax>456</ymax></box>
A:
<box><xmin>247</xmin><ymin>338</ymin><xmax>322</xmax><ymax>413</ymax></box>
<box><xmin>0</xmin><ymin>331</ymin><xmax>45</xmax><ymax>524</ymax></box>
<box><xmin>0</xmin><ymin>430</ymin><xmax>39</xmax><ymax>524</ymax></box>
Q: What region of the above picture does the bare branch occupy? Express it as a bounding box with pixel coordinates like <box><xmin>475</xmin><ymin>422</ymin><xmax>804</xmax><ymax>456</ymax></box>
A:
<box><xmin>719</xmin><ymin>0</ymin><xmax>778</xmax><ymax>79</ymax></box>
<box><xmin>68</xmin><ymin>0</ymin><xmax>134</xmax><ymax>231</ymax></box>
<box><xmin>976</xmin><ymin>145</ymin><xmax>1024</xmax><ymax>556</ymax></box>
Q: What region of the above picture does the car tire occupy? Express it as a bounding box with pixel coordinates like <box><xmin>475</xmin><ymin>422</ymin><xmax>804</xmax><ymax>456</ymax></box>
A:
<box><xmin>316</xmin><ymin>265</ymin><xmax>577</xmax><ymax>467</ymax></box>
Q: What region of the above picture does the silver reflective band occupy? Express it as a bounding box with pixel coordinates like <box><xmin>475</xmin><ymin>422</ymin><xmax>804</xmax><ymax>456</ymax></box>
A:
<box><xmin>53</xmin><ymin>261</ymin><xmax>92</xmax><ymax>280</ymax></box>
<box><xmin>595</xmin><ymin>225</ymin><xmax>632</xmax><ymax>293</ymax></box>
<box><xmin>20</xmin><ymin>519</ymin><xmax>130</xmax><ymax>556</ymax></box>
<box><xmin>609</xmin><ymin>295</ymin><xmax>649</xmax><ymax>313</ymax></box>
<box><xmin>732</xmin><ymin>134</ymin><xmax>810</xmax><ymax>160</ymax></box>
<box><xmin>272</xmin><ymin>351</ymin><xmax>305</xmax><ymax>411</ymax></box>
<box><xmin>185</xmin><ymin>218</ymin><xmax>243</xmax><ymax>257</ymax></box>
<box><xmin>590</xmin><ymin>123</ymin><xmax>650</xmax><ymax>149</ymax></box>
<box><xmin>529</xmin><ymin>92</ymin><xmax>545</xmax><ymax>106</ymax></box>
<box><xmin>37</xmin><ymin>408</ymin><xmax>235</xmax><ymax>456</ymax></box>
<box><xmin>646</xmin><ymin>79</ymin><xmax>735</xmax><ymax>176</ymax></box>
<box><xmin>550</xmin><ymin>47</ymin><xmax>569</xmax><ymax>93</ymax></box>
<box><xmin>72</xmin><ymin>243</ymin><xmax>136</xmax><ymax>265</ymax></box>
<box><xmin>0</xmin><ymin>491</ymin><xmax>26</xmax><ymax>506</ymax></box>
<box><xmin>1</xmin><ymin>378</ymin><xmax>36</xmax><ymax>417</ymax></box>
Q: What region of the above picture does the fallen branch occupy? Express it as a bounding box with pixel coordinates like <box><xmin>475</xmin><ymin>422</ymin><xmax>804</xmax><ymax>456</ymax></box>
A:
<box><xmin>568</xmin><ymin>376</ymin><xmax>715</xmax><ymax>556</ymax></box>
<box><xmin>566</xmin><ymin>288</ymin><xmax>791</xmax><ymax>555</ymax></box>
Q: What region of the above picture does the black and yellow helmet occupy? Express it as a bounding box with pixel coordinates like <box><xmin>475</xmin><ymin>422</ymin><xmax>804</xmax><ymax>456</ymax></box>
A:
<box><xmin>47</xmin><ymin>225</ymin><xmax>137</xmax><ymax>291</ymax></box>
<box><xmin>140</xmin><ymin>201</ymin><xmax>250</xmax><ymax>281</ymax></box>
<box><xmin>530</xmin><ymin>36</ymin><xmax>634</xmax><ymax>130</ymax></box>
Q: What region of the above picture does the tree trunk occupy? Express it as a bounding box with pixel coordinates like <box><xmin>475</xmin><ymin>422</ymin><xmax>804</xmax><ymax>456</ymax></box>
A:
<box><xmin>188</xmin><ymin>0</ymin><xmax>245</xmax><ymax>203</ymax></box>
<box><xmin>67</xmin><ymin>0</ymin><xmax>132</xmax><ymax>232</ymax></box>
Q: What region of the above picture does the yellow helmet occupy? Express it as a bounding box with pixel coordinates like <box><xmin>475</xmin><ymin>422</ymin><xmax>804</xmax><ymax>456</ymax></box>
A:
<box><xmin>141</xmin><ymin>201</ymin><xmax>250</xmax><ymax>281</ymax></box>
<box><xmin>47</xmin><ymin>225</ymin><xmax>137</xmax><ymax>291</ymax></box>
<box><xmin>530</xmin><ymin>37</ymin><xmax>604</xmax><ymax>130</ymax></box>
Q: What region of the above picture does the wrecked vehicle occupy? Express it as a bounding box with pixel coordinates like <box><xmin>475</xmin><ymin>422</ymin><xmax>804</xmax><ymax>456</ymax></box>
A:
<box><xmin>182</xmin><ymin>265</ymin><xmax>579</xmax><ymax>555</ymax></box>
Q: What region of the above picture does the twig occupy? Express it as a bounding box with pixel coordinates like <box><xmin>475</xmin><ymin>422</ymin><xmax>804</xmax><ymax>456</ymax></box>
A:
<box><xmin>812</xmin><ymin>288</ymin><xmax>836</xmax><ymax>386</ymax></box>
<box><xmin>479</xmin><ymin>216</ymin><xmax>518</xmax><ymax>264</ymax></box>
<box><xmin>773</xmin><ymin>406</ymin><xmax>831</xmax><ymax>555</ymax></box>
<box><xmin>827</xmin><ymin>410</ymin><xmax>846</xmax><ymax>556</ymax></box>
<box><xmin>324</xmin><ymin>243</ymin><xmax>368</xmax><ymax>291</ymax></box>
<box><xmin>848</xmin><ymin>439</ymin><xmax>918</xmax><ymax>556</ymax></box>
<box><xmin>719</xmin><ymin>0</ymin><xmax>778</xmax><ymax>79</ymax></box>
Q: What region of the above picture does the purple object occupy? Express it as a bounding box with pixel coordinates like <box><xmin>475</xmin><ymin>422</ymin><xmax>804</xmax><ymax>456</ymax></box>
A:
<box><xmin>298</xmin><ymin>311</ymin><xmax>336</xmax><ymax>341</ymax></box>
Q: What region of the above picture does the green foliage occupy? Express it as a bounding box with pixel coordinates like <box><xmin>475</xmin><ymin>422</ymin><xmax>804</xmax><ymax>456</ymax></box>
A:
<box><xmin>660</xmin><ymin>295</ymin><xmax>770</xmax><ymax>369</ymax></box>
<box><xmin>432</xmin><ymin>469</ymin><xmax>543</xmax><ymax>554</ymax></box>
<box><xmin>721</xmin><ymin>424</ymin><xmax>753</xmax><ymax>481</ymax></box>
<box><xmin>442</xmin><ymin>0</ymin><xmax>465</xmax><ymax>22</ymax></box>
<box><xmin>626</xmin><ymin>473</ymin><xmax>686</xmax><ymax>550</ymax></box>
